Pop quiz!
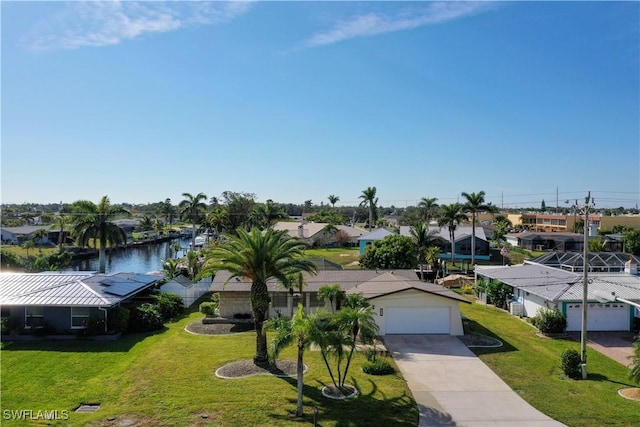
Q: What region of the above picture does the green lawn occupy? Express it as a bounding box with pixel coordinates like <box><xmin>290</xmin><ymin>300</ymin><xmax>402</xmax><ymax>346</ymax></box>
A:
<box><xmin>1</xmin><ymin>308</ymin><xmax>417</xmax><ymax>426</ymax></box>
<box><xmin>303</xmin><ymin>247</ymin><xmax>362</xmax><ymax>269</ymax></box>
<box><xmin>461</xmin><ymin>301</ymin><xmax>639</xmax><ymax>427</ymax></box>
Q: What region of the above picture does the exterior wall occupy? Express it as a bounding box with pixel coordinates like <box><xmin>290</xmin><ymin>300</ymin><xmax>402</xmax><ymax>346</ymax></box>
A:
<box><xmin>513</xmin><ymin>288</ymin><xmax>555</xmax><ymax>318</ymax></box>
<box><xmin>0</xmin><ymin>229</ymin><xmax>19</xmax><ymax>244</ymax></box>
<box><xmin>369</xmin><ymin>289</ymin><xmax>464</xmax><ymax>336</ymax></box>
<box><xmin>4</xmin><ymin>306</ymin><xmax>104</xmax><ymax>334</ymax></box>
<box><xmin>359</xmin><ymin>240</ymin><xmax>374</xmax><ymax>254</ymax></box>
<box><xmin>218</xmin><ymin>292</ymin><xmax>252</xmax><ymax>318</ymax></box>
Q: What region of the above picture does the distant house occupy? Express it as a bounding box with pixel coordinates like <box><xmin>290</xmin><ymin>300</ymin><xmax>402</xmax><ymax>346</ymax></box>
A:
<box><xmin>211</xmin><ymin>269</ymin><xmax>469</xmax><ymax>335</ymax></box>
<box><xmin>0</xmin><ymin>226</ymin><xmax>52</xmax><ymax>245</ymax></box>
<box><xmin>358</xmin><ymin>228</ymin><xmax>396</xmax><ymax>254</ymax></box>
<box><xmin>0</xmin><ymin>272</ymin><xmax>161</xmax><ymax>335</ymax></box>
<box><xmin>476</xmin><ymin>259</ymin><xmax>640</xmax><ymax>332</ymax></box>
<box><xmin>399</xmin><ymin>225</ymin><xmax>490</xmax><ymax>262</ymax></box>
<box><xmin>505</xmin><ymin>232</ymin><xmax>586</xmax><ymax>252</ymax></box>
<box><xmin>272</xmin><ymin>221</ymin><xmax>367</xmax><ymax>248</ymax></box>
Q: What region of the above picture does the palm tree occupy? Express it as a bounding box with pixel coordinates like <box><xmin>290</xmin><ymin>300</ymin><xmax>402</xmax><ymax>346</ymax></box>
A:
<box><xmin>162</xmin><ymin>198</ymin><xmax>175</xmax><ymax>225</ymax></box>
<box><xmin>437</xmin><ymin>203</ymin><xmax>467</xmax><ymax>266</ymax></box>
<box><xmin>263</xmin><ymin>304</ymin><xmax>315</xmax><ymax>417</ymax></box>
<box><xmin>32</xmin><ymin>229</ymin><xmax>48</xmax><ymax>250</ymax></box>
<box><xmin>630</xmin><ymin>337</ymin><xmax>640</xmax><ymax>385</ymax></box>
<box><xmin>52</xmin><ymin>214</ymin><xmax>71</xmax><ymax>250</ymax></box>
<box><xmin>328</xmin><ymin>195</ymin><xmax>340</xmax><ymax>208</ymax></box>
<box><xmin>334</xmin><ymin>305</ymin><xmax>378</xmax><ymax>389</ymax></box>
<box><xmin>206</xmin><ymin>207</ymin><xmax>229</xmax><ymax>240</ymax></box>
<box><xmin>359</xmin><ymin>186</ymin><xmax>378</xmax><ymax>229</ymax></box>
<box><xmin>318</xmin><ymin>284</ymin><xmax>346</xmax><ymax>313</ymax></box>
<box><xmin>72</xmin><ymin>196</ymin><xmax>130</xmax><ymax>273</ymax></box>
<box><xmin>138</xmin><ymin>214</ymin><xmax>154</xmax><ymax>232</ymax></box>
<box><xmin>179</xmin><ymin>192</ymin><xmax>208</xmax><ymax>250</ymax></box>
<box><xmin>461</xmin><ymin>191</ymin><xmax>494</xmax><ymax>266</ymax></box>
<box><xmin>280</xmin><ymin>271</ymin><xmax>306</xmax><ymax>317</ymax></box>
<box><xmin>418</xmin><ymin>197</ymin><xmax>439</xmax><ymax>225</ymax></box>
<box><xmin>424</xmin><ymin>246</ymin><xmax>442</xmax><ymax>279</ymax></box>
<box><xmin>199</xmin><ymin>227</ymin><xmax>317</xmax><ymax>365</ymax></box>
<box><xmin>22</xmin><ymin>240</ymin><xmax>34</xmax><ymax>257</ymax></box>
<box><xmin>162</xmin><ymin>258</ymin><xmax>182</xmax><ymax>281</ymax></box>
<box><xmin>409</xmin><ymin>222</ymin><xmax>440</xmax><ymax>281</ymax></box>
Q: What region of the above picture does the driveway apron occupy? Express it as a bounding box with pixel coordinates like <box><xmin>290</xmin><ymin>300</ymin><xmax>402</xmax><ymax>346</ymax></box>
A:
<box><xmin>384</xmin><ymin>335</ymin><xmax>567</xmax><ymax>427</ymax></box>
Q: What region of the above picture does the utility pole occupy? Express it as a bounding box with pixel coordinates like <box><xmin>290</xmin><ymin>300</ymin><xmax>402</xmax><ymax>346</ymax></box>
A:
<box><xmin>580</xmin><ymin>191</ymin><xmax>594</xmax><ymax>379</ymax></box>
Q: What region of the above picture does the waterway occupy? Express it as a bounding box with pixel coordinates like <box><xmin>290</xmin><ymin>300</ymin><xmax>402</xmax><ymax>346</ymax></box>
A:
<box><xmin>66</xmin><ymin>237</ymin><xmax>194</xmax><ymax>274</ymax></box>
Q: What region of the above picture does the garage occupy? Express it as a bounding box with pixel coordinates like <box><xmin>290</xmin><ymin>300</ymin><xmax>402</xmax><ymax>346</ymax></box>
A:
<box><xmin>385</xmin><ymin>306</ymin><xmax>451</xmax><ymax>334</ymax></box>
<box><xmin>345</xmin><ymin>272</ymin><xmax>470</xmax><ymax>336</ymax></box>
<box><xmin>566</xmin><ymin>302</ymin><xmax>630</xmax><ymax>332</ymax></box>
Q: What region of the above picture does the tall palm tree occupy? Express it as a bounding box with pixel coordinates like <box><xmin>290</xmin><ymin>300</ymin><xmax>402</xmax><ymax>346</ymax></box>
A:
<box><xmin>280</xmin><ymin>271</ymin><xmax>306</xmax><ymax>317</ymax></box>
<box><xmin>32</xmin><ymin>228</ymin><xmax>48</xmax><ymax>250</ymax></box>
<box><xmin>334</xmin><ymin>305</ymin><xmax>378</xmax><ymax>389</ymax></box>
<box><xmin>359</xmin><ymin>186</ymin><xmax>378</xmax><ymax>229</ymax></box>
<box><xmin>199</xmin><ymin>227</ymin><xmax>317</xmax><ymax>365</ymax></box>
<box><xmin>162</xmin><ymin>198</ymin><xmax>175</xmax><ymax>225</ymax></box>
<box><xmin>461</xmin><ymin>191</ymin><xmax>494</xmax><ymax>266</ymax></box>
<box><xmin>437</xmin><ymin>203</ymin><xmax>467</xmax><ymax>266</ymax></box>
<box><xmin>72</xmin><ymin>196</ymin><xmax>130</xmax><ymax>273</ymax></box>
<box><xmin>263</xmin><ymin>304</ymin><xmax>315</xmax><ymax>417</ymax></box>
<box><xmin>409</xmin><ymin>222</ymin><xmax>440</xmax><ymax>281</ymax></box>
<box><xmin>179</xmin><ymin>192</ymin><xmax>208</xmax><ymax>250</ymax></box>
<box><xmin>328</xmin><ymin>195</ymin><xmax>340</xmax><ymax>208</ymax></box>
<box><xmin>418</xmin><ymin>197</ymin><xmax>439</xmax><ymax>225</ymax></box>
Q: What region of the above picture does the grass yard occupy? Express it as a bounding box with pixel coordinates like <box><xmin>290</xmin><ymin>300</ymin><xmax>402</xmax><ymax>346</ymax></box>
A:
<box><xmin>1</xmin><ymin>308</ymin><xmax>417</xmax><ymax>426</ymax></box>
<box><xmin>460</xmin><ymin>301</ymin><xmax>639</xmax><ymax>427</ymax></box>
<box><xmin>303</xmin><ymin>247</ymin><xmax>362</xmax><ymax>269</ymax></box>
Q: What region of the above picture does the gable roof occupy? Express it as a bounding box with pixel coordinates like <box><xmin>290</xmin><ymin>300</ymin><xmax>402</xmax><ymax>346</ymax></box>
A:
<box><xmin>398</xmin><ymin>225</ymin><xmax>487</xmax><ymax>243</ymax></box>
<box><xmin>345</xmin><ymin>272</ymin><xmax>470</xmax><ymax>304</ymax></box>
<box><xmin>211</xmin><ymin>269</ymin><xmax>420</xmax><ymax>293</ymax></box>
<box><xmin>0</xmin><ymin>272</ymin><xmax>160</xmax><ymax>307</ymax></box>
<box><xmin>476</xmin><ymin>264</ymin><xmax>640</xmax><ymax>302</ymax></box>
<box><xmin>272</xmin><ymin>221</ymin><xmax>328</xmax><ymax>239</ymax></box>
<box><xmin>357</xmin><ymin>228</ymin><xmax>395</xmax><ymax>241</ymax></box>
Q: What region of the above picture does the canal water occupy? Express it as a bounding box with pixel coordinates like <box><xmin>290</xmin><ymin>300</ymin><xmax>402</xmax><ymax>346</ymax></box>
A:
<box><xmin>67</xmin><ymin>237</ymin><xmax>194</xmax><ymax>274</ymax></box>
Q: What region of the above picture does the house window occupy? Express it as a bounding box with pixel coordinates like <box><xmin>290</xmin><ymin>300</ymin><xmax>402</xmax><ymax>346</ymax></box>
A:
<box><xmin>25</xmin><ymin>306</ymin><xmax>44</xmax><ymax>328</ymax></box>
<box><xmin>308</xmin><ymin>293</ymin><xmax>325</xmax><ymax>308</ymax></box>
<box><xmin>71</xmin><ymin>307</ymin><xmax>91</xmax><ymax>328</ymax></box>
<box><xmin>271</xmin><ymin>293</ymin><xmax>288</xmax><ymax>308</ymax></box>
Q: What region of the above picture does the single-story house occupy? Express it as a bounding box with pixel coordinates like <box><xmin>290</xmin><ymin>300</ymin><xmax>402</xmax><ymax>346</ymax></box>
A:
<box><xmin>0</xmin><ymin>272</ymin><xmax>161</xmax><ymax>335</ymax></box>
<box><xmin>0</xmin><ymin>225</ymin><xmax>52</xmax><ymax>245</ymax></box>
<box><xmin>505</xmin><ymin>232</ymin><xmax>587</xmax><ymax>252</ymax></box>
<box><xmin>476</xmin><ymin>260</ymin><xmax>640</xmax><ymax>332</ymax></box>
<box><xmin>399</xmin><ymin>225</ymin><xmax>491</xmax><ymax>262</ymax></box>
<box><xmin>156</xmin><ymin>274</ymin><xmax>213</xmax><ymax>308</ymax></box>
<box><xmin>358</xmin><ymin>228</ymin><xmax>396</xmax><ymax>254</ymax></box>
<box><xmin>211</xmin><ymin>269</ymin><xmax>469</xmax><ymax>335</ymax></box>
<box><xmin>272</xmin><ymin>221</ymin><xmax>368</xmax><ymax>248</ymax></box>
<box><xmin>345</xmin><ymin>272</ymin><xmax>470</xmax><ymax>335</ymax></box>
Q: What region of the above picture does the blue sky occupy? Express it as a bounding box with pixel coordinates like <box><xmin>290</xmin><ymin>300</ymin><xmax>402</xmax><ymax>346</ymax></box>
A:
<box><xmin>2</xmin><ymin>1</ymin><xmax>639</xmax><ymax>209</ymax></box>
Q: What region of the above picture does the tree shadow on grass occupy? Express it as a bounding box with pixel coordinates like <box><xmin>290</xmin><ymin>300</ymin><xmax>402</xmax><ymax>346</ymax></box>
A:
<box><xmin>587</xmin><ymin>373</ymin><xmax>637</xmax><ymax>388</ymax></box>
<box><xmin>0</xmin><ymin>327</ymin><xmax>167</xmax><ymax>353</ymax></box>
<box><xmin>268</xmin><ymin>376</ymin><xmax>418</xmax><ymax>426</ymax></box>
<box><xmin>462</xmin><ymin>318</ymin><xmax>518</xmax><ymax>355</ymax></box>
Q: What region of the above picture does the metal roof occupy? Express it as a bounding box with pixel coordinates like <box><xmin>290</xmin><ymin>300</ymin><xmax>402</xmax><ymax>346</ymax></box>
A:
<box><xmin>0</xmin><ymin>272</ymin><xmax>160</xmax><ymax>307</ymax></box>
<box><xmin>476</xmin><ymin>264</ymin><xmax>640</xmax><ymax>303</ymax></box>
<box><xmin>357</xmin><ymin>228</ymin><xmax>396</xmax><ymax>241</ymax></box>
<box><xmin>526</xmin><ymin>252</ymin><xmax>640</xmax><ymax>272</ymax></box>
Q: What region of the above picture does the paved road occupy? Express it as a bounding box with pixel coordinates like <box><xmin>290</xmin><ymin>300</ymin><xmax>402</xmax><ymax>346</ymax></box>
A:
<box><xmin>384</xmin><ymin>335</ymin><xmax>567</xmax><ymax>427</ymax></box>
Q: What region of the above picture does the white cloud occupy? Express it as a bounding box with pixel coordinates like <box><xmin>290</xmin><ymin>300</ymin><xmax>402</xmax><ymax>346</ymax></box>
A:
<box><xmin>303</xmin><ymin>2</ymin><xmax>497</xmax><ymax>48</ymax></box>
<box><xmin>23</xmin><ymin>1</ymin><xmax>254</xmax><ymax>52</ymax></box>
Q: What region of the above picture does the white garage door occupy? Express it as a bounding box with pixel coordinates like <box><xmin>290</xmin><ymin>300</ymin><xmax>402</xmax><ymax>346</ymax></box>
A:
<box><xmin>385</xmin><ymin>307</ymin><xmax>450</xmax><ymax>334</ymax></box>
<box><xmin>566</xmin><ymin>303</ymin><xmax>629</xmax><ymax>332</ymax></box>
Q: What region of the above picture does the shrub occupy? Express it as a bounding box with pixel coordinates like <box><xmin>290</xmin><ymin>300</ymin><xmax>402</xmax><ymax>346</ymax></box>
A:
<box><xmin>153</xmin><ymin>292</ymin><xmax>184</xmax><ymax>320</ymax></box>
<box><xmin>199</xmin><ymin>302</ymin><xmax>218</xmax><ymax>316</ymax></box>
<box><xmin>129</xmin><ymin>303</ymin><xmax>164</xmax><ymax>332</ymax></box>
<box><xmin>108</xmin><ymin>307</ymin><xmax>130</xmax><ymax>333</ymax></box>
<box><xmin>1</xmin><ymin>316</ymin><xmax>21</xmax><ymax>335</ymax></box>
<box><xmin>561</xmin><ymin>349</ymin><xmax>582</xmax><ymax>379</ymax></box>
<box><xmin>362</xmin><ymin>358</ymin><xmax>395</xmax><ymax>375</ymax></box>
<box><xmin>532</xmin><ymin>307</ymin><xmax>567</xmax><ymax>334</ymax></box>
<box><xmin>82</xmin><ymin>316</ymin><xmax>107</xmax><ymax>336</ymax></box>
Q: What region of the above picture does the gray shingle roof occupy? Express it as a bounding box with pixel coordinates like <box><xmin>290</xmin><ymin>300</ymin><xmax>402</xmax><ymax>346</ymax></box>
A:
<box><xmin>357</xmin><ymin>228</ymin><xmax>396</xmax><ymax>241</ymax></box>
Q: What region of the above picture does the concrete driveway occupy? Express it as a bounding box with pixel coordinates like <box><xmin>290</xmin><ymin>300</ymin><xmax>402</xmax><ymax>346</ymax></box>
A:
<box><xmin>384</xmin><ymin>335</ymin><xmax>567</xmax><ymax>427</ymax></box>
